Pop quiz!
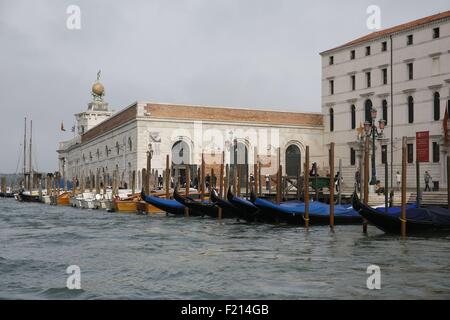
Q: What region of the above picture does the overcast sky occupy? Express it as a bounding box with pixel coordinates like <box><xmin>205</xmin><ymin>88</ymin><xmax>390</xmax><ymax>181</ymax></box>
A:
<box><xmin>0</xmin><ymin>0</ymin><xmax>449</xmax><ymax>172</ymax></box>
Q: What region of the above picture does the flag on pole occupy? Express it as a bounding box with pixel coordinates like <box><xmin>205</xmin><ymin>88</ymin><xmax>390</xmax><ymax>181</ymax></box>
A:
<box><xmin>61</xmin><ymin>121</ymin><xmax>66</xmax><ymax>131</ymax></box>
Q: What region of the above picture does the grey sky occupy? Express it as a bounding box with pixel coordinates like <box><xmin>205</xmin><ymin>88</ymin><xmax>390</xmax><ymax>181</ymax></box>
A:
<box><xmin>0</xmin><ymin>0</ymin><xmax>449</xmax><ymax>172</ymax></box>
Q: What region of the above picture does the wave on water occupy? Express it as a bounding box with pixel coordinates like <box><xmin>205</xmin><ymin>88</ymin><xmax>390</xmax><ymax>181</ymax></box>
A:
<box><xmin>37</xmin><ymin>287</ymin><xmax>86</xmax><ymax>299</ymax></box>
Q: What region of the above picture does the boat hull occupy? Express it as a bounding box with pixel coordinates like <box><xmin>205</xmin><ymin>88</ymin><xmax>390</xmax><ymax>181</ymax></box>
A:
<box><xmin>114</xmin><ymin>199</ymin><xmax>138</xmax><ymax>213</ymax></box>
<box><xmin>16</xmin><ymin>192</ymin><xmax>41</xmax><ymax>203</ymax></box>
<box><xmin>352</xmin><ymin>192</ymin><xmax>450</xmax><ymax>234</ymax></box>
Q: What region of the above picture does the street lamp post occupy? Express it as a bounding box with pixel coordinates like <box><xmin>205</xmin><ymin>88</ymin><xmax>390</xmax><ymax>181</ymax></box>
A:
<box><xmin>364</xmin><ymin>108</ymin><xmax>386</xmax><ymax>185</ymax></box>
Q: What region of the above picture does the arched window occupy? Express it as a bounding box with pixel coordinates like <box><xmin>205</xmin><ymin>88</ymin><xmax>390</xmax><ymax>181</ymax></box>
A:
<box><xmin>105</xmin><ymin>145</ymin><xmax>109</xmax><ymax>157</ymax></box>
<box><xmin>434</xmin><ymin>92</ymin><xmax>440</xmax><ymax>121</ymax></box>
<box><xmin>128</xmin><ymin>137</ymin><xmax>133</xmax><ymax>151</ymax></box>
<box><xmin>382</xmin><ymin>100</ymin><xmax>388</xmax><ymax>125</ymax></box>
<box><xmin>172</xmin><ymin>140</ymin><xmax>190</xmax><ymax>165</ymax></box>
<box><xmin>285</xmin><ymin>145</ymin><xmax>301</xmax><ymax>177</ymax></box>
<box><xmin>116</xmin><ymin>142</ymin><xmax>120</xmax><ymax>155</ymax></box>
<box><xmin>351</xmin><ymin>105</ymin><xmax>356</xmax><ymax>129</ymax></box>
<box><xmin>365</xmin><ymin>99</ymin><xmax>373</xmax><ymax>122</ymax></box>
<box><xmin>408</xmin><ymin>96</ymin><xmax>414</xmax><ymax>124</ymax></box>
<box><xmin>329</xmin><ymin>108</ymin><xmax>334</xmax><ymax>132</ymax></box>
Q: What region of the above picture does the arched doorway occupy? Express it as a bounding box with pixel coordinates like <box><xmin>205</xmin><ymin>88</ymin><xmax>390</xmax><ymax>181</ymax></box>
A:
<box><xmin>172</xmin><ymin>140</ymin><xmax>191</xmax><ymax>187</ymax></box>
<box><xmin>285</xmin><ymin>145</ymin><xmax>301</xmax><ymax>177</ymax></box>
<box><xmin>230</xmin><ymin>140</ymin><xmax>248</xmax><ymax>189</ymax></box>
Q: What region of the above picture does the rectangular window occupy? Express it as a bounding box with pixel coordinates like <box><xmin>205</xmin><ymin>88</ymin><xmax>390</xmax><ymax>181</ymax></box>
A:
<box><xmin>381</xmin><ymin>145</ymin><xmax>387</xmax><ymax>165</ymax></box>
<box><xmin>329</xmin><ymin>80</ymin><xmax>334</xmax><ymax>95</ymax></box>
<box><xmin>350</xmin><ymin>50</ymin><xmax>355</xmax><ymax>60</ymax></box>
<box><xmin>382</xmin><ymin>68</ymin><xmax>388</xmax><ymax>85</ymax></box>
<box><xmin>381</xmin><ymin>41</ymin><xmax>387</xmax><ymax>52</ymax></box>
<box><xmin>351</xmin><ymin>75</ymin><xmax>356</xmax><ymax>91</ymax></box>
<box><xmin>407</xmin><ymin>34</ymin><xmax>413</xmax><ymax>45</ymax></box>
<box><xmin>407</xmin><ymin>63</ymin><xmax>413</xmax><ymax>80</ymax></box>
<box><xmin>350</xmin><ymin>148</ymin><xmax>356</xmax><ymax>166</ymax></box>
<box><xmin>407</xmin><ymin>144</ymin><xmax>414</xmax><ymax>164</ymax></box>
<box><xmin>433</xmin><ymin>27</ymin><xmax>440</xmax><ymax>39</ymax></box>
<box><xmin>432</xmin><ymin>57</ymin><xmax>440</xmax><ymax>76</ymax></box>
<box><xmin>366</xmin><ymin>72</ymin><xmax>371</xmax><ymax>88</ymax></box>
<box><xmin>365</xmin><ymin>46</ymin><xmax>371</xmax><ymax>56</ymax></box>
<box><xmin>433</xmin><ymin>142</ymin><xmax>440</xmax><ymax>163</ymax></box>
<box><xmin>329</xmin><ymin>56</ymin><xmax>334</xmax><ymax>65</ymax></box>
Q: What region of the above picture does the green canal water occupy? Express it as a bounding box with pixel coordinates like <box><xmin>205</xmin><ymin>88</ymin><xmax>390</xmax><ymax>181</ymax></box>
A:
<box><xmin>1</xmin><ymin>198</ymin><xmax>450</xmax><ymax>299</ymax></box>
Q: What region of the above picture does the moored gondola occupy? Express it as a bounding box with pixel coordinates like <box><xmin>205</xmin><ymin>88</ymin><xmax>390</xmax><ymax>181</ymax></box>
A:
<box><xmin>351</xmin><ymin>192</ymin><xmax>450</xmax><ymax>234</ymax></box>
<box><xmin>141</xmin><ymin>190</ymin><xmax>203</xmax><ymax>216</ymax></box>
<box><xmin>250</xmin><ymin>192</ymin><xmax>362</xmax><ymax>225</ymax></box>
<box><xmin>173</xmin><ymin>189</ymin><xmax>219</xmax><ymax>218</ymax></box>
<box><xmin>226</xmin><ymin>188</ymin><xmax>260</xmax><ymax>222</ymax></box>
<box><xmin>210</xmin><ymin>189</ymin><xmax>241</xmax><ymax>218</ymax></box>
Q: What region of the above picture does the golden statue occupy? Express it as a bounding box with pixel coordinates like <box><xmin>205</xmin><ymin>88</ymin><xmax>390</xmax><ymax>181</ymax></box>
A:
<box><xmin>92</xmin><ymin>69</ymin><xmax>105</xmax><ymax>101</ymax></box>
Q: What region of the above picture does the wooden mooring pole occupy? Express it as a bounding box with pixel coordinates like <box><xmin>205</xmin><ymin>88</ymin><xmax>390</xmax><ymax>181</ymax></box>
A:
<box><xmin>329</xmin><ymin>143</ymin><xmax>335</xmax><ymax>229</ymax></box>
<box><xmin>416</xmin><ymin>161</ymin><xmax>421</xmax><ymax>208</ymax></box>
<box><xmin>363</xmin><ymin>137</ymin><xmax>369</xmax><ymax>233</ymax></box>
<box><xmin>218</xmin><ymin>151</ymin><xmax>224</xmax><ymax>220</ymax></box>
<box><xmin>201</xmin><ymin>153</ymin><xmax>205</xmax><ymax>201</ymax></box>
<box><xmin>304</xmin><ymin>146</ymin><xmax>310</xmax><ymax>228</ymax></box>
<box><xmin>165</xmin><ymin>155</ymin><xmax>170</xmax><ymax>199</ymax></box>
<box><xmin>185</xmin><ymin>164</ymin><xmax>190</xmax><ymax>217</ymax></box>
<box><xmin>224</xmin><ymin>164</ymin><xmax>229</xmax><ymax>199</ymax></box>
<box><xmin>401</xmin><ymin>137</ymin><xmax>407</xmax><ymax>237</ymax></box>
<box><xmin>276</xmin><ymin>147</ymin><xmax>281</xmax><ymax>204</ymax></box>
<box><xmin>447</xmin><ymin>155</ymin><xmax>450</xmax><ymax>212</ymax></box>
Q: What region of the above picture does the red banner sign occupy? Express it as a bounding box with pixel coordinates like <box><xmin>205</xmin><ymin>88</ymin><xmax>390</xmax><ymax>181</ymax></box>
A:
<box><xmin>416</xmin><ymin>131</ymin><xmax>429</xmax><ymax>163</ymax></box>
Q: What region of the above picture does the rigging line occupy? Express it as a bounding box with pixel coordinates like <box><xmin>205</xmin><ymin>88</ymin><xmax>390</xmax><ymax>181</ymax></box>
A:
<box><xmin>32</xmin><ymin>144</ymin><xmax>39</xmax><ymax>172</ymax></box>
<box><xmin>12</xmin><ymin>141</ymin><xmax>23</xmax><ymax>187</ymax></box>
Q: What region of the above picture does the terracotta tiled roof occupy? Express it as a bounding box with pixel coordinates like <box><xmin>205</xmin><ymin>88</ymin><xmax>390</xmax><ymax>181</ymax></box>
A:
<box><xmin>321</xmin><ymin>10</ymin><xmax>450</xmax><ymax>54</ymax></box>
<box><xmin>144</xmin><ymin>103</ymin><xmax>323</xmax><ymax>127</ymax></box>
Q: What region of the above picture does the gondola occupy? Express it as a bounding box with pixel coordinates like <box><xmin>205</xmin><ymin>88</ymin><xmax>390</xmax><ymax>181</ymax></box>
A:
<box><xmin>210</xmin><ymin>189</ymin><xmax>241</xmax><ymax>218</ymax></box>
<box><xmin>16</xmin><ymin>191</ymin><xmax>41</xmax><ymax>203</ymax></box>
<box><xmin>0</xmin><ymin>192</ymin><xmax>15</xmax><ymax>198</ymax></box>
<box><xmin>351</xmin><ymin>192</ymin><xmax>450</xmax><ymax>234</ymax></box>
<box><xmin>250</xmin><ymin>192</ymin><xmax>362</xmax><ymax>225</ymax></box>
<box><xmin>140</xmin><ymin>190</ymin><xmax>204</xmax><ymax>216</ymax></box>
<box><xmin>226</xmin><ymin>188</ymin><xmax>261</xmax><ymax>222</ymax></box>
<box><xmin>173</xmin><ymin>189</ymin><xmax>218</xmax><ymax>218</ymax></box>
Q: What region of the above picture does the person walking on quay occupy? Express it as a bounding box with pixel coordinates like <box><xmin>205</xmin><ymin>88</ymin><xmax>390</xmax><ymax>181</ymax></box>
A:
<box><xmin>158</xmin><ymin>175</ymin><xmax>163</xmax><ymax>188</ymax></box>
<box><xmin>265</xmin><ymin>174</ymin><xmax>270</xmax><ymax>191</ymax></box>
<box><xmin>424</xmin><ymin>171</ymin><xmax>432</xmax><ymax>192</ymax></box>
<box><xmin>335</xmin><ymin>171</ymin><xmax>343</xmax><ymax>193</ymax></box>
<box><xmin>354</xmin><ymin>170</ymin><xmax>361</xmax><ymax>192</ymax></box>
<box><xmin>396</xmin><ymin>171</ymin><xmax>401</xmax><ymax>191</ymax></box>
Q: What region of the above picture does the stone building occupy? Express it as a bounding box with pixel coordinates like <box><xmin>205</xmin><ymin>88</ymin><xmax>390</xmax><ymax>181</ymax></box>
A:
<box><xmin>57</xmin><ymin>81</ymin><xmax>324</xmax><ymax>190</ymax></box>
<box><xmin>320</xmin><ymin>10</ymin><xmax>450</xmax><ymax>190</ymax></box>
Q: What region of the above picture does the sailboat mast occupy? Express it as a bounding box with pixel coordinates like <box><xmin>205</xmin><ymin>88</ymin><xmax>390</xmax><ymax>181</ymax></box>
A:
<box><xmin>23</xmin><ymin>117</ymin><xmax>27</xmax><ymax>180</ymax></box>
<box><xmin>29</xmin><ymin>120</ymin><xmax>32</xmax><ymax>173</ymax></box>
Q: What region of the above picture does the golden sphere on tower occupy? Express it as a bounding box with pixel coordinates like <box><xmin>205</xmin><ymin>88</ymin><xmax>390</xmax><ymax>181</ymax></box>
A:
<box><xmin>92</xmin><ymin>82</ymin><xmax>104</xmax><ymax>96</ymax></box>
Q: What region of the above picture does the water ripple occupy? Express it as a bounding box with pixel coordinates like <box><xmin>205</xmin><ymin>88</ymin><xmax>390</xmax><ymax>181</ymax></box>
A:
<box><xmin>1</xmin><ymin>198</ymin><xmax>450</xmax><ymax>299</ymax></box>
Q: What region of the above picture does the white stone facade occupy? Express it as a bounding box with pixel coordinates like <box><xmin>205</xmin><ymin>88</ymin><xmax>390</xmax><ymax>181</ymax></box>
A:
<box><xmin>320</xmin><ymin>13</ymin><xmax>450</xmax><ymax>190</ymax></box>
<box><xmin>58</xmin><ymin>101</ymin><xmax>325</xmax><ymax>190</ymax></box>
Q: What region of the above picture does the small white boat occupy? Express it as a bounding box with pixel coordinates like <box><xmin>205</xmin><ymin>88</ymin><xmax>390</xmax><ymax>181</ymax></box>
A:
<box><xmin>80</xmin><ymin>192</ymin><xmax>96</xmax><ymax>209</ymax></box>
<box><xmin>42</xmin><ymin>195</ymin><xmax>51</xmax><ymax>204</ymax></box>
